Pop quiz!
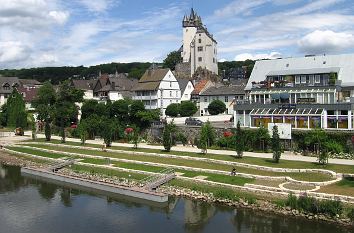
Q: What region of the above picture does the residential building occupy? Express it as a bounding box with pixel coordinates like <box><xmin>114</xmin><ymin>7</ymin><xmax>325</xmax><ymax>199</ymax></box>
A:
<box><xmin>200</xmin><ymin>81</ymin><xmax>246</xmax><ymax>115</ymax></box>
<box><xmin>181</xmin><ymin>8</ymin><xmax>218</xmax><ymax>77</ymax></box>
<box><xmin>71</xmin><ymin>79</ymin><xmax>95</xmax><ymax>99</ymax></box>
<box><xmin>132</xmin><ymin>68</ymin><xmax>181</xmax><ymax>116</ymax></box>
<box><xmin>177</xmin><ymin>78</ymin><xmax>194</xmax><ymax>101</ymax></box>
<box><xmin>0</xmin><ymin>77</ymin><xmax>20</xmax><ymax>106</ymax></box>
<box><xmin>234</xmin><ymin>54</ymin><xmax>354</xmax><ymax>130</ymax></box>
<box><xmin>190</xmin><ymin>79</ymin><xmax>214</xmax><ymax>116</ymax></box>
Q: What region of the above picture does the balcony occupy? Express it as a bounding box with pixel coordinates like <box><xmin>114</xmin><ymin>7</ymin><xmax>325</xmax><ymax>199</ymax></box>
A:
<box><xmin>133</xmin><ymin>95</ymin><xmax>158</xmax><ymax>100</ymax></box>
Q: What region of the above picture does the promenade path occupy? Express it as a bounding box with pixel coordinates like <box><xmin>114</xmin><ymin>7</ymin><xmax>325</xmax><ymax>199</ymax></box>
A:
<box><xmin>30</xmin><ymin>134</ymin><xmax>354</xmax><ymax>166</ymax></box>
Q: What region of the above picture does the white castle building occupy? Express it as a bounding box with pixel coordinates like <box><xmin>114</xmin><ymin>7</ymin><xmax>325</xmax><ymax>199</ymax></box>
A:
<box><xmin>181</xmin><ymin>9</ymin><xmax>218</xmax><ymax>77</ymax></box>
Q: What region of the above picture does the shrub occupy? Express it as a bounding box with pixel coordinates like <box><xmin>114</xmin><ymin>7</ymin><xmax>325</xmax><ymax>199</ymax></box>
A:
<box><xmin>272</xmin><ymin>125</ymin><xmax>282</xmax><ymax>163</ymax></box>
<box><xmin>297</xmin><ymin>195</ymin><xmax>317</xmax><ymax>213</ymax></box>
<box><xmin>318</xmin><ymin>200</ymin><xmax>343</xmax><ymax>217</ymax></box>
<box><xmin>318</xmin><ymin>150</ymin><xmax>329</xmax><ymax>165</ymax></box>
<box><xmin>348</xmin><ymin>208</ymin><xmax>354</xmax><ymax>222</ymax></box>
<box><xmin>286</xmin><ymin>193</ymin><xmax>298</xmax><ymax>209</ymax></box>
<box><xmin>179</xmin><ymin>101</ymin><xmax>197</xmax><ymax>117</ymax></box>
<box><xmin>213</xmin><ymin>189</ymin><xmax>240</xmax><ymax>202</ymax></box>
<box><xmin>165</xmin><ymin>103</ymin><xmax>180</xmax><ymax>117</ymax></box>
<box><xmin>208</xmin><ymin>100</ymin><xmax>226</xmax><ymax>115</ymax></box>
<box><xmin>176</xmin><ymin>132</ymin><xmax>188</xmax><ymax>145</ymax></box>
<box><xmin>324</xmin><ymin>141</ymin><xmax>343</xmax><ymax>154</ymax></box>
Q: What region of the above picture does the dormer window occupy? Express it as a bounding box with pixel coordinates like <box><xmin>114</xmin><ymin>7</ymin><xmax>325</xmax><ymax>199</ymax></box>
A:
<box><xmin>3</xmin><ymin>83</ymin><xmax>10</xmax><ymax>90</ymax></box>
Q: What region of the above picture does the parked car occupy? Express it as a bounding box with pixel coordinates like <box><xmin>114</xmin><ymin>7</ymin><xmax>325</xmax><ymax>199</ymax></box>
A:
<box><xmin>185</xmin><ymin>117</ymin><xmax>203</xmax><ymax>126</ymax></box>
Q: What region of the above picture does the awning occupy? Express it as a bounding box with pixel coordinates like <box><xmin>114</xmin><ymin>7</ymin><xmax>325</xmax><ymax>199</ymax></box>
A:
<box><xmin>280</xmin><ymin>93</ymin><xmax>290</xmax><ymax>99</ymax></box>
<box><xmin>271</xmin><ymin>93</ymin><xmax>280</xmax><ymax>99</ymax></box>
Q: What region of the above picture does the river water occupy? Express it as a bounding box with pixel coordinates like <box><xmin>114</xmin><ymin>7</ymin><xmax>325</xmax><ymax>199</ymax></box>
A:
<box><xmin>0</xmin><ymin>164</ymin><xmax>352</xmax><ymax>233</ymax></box>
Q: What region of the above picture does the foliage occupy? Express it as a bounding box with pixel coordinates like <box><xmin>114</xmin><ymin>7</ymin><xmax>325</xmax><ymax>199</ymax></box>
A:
<box><xmin>323</xmin><ymin>141</ymin><xmax>343</xmax><ymax>154</ymax></box>
<box><xmin>0</xmin><ymin>62</ymin><xmax>152</xmax><ymax>84</ymax></box>
<box><xmin>100</xmin><ymin>118</ymin><xmax>115</xmax><ymax>147</ymax></box>
<box><xmin>256</xmin><ymin>125</ymin><xmax>270</xmax><ymax>151</ymax></box>
<box><xmin>131</xmin><ymin>127</ymin><xmax>140</xmax><ymax>149</ymax></box>
<box><xmin>348</xmin><ymin>208</ymin><xmax>354</xmax><ymax>222</ymax></box>
<box><xmin>318</xmin><ymin>150</ymin><xmax>329</xmax><ymax>165</ymax></box>
<box><xmin>272</xmin><ymin>125</ymin><xmax>282</xmax><ymax>163</ymax></box>
<box><xmin>329</xmin><ymin>72</ymin><xmax>337</xmax><ymax>85</ymax></box>
<box><xmin>163</xmin><ymin>121</ymin><xmax>176</xmax><ymax>152</ymax></box>
<box><xmin>218</xmin><ymin>59</ymin><xmax>255</xmax><ymax>79</ymax></box>
<box><xmin>285</xmin><ymin>194</ymin><xmax>343</xmax><ymax>217</ymax></box>
<box><xmin>176</xmin><ymin>132</ymin><xmax>188</xmax><ymax>145</ymax></box>
<box><xmin>179</xmin><ymin>101</ymin><xmax>197</xmax><ymax>117</ymax></box>
<box><xmin>162</xmin><ymin>51</ymin><xmax>182</xmax><ymax>70</ymax></box>
<box><xmin>235</xmin><ymin>121</ymin><xmax>244</xmax><ymax>158</ymax></box>
<box><xmin>77</xmin><ymin>120</ymin><xmax>89</xmax><ymax>145</ymax></box>
<box><xmin>198</xmin><ymin>121</ymin><xmax>216</xmax><ymax>154</ymax></box>
<box><xmin>207</xmin><ymin>99</ymin><xmax>226</xmax><ymax>115</ymax></box>
<box><xmin>165</xmin><ymin>103</ymin><xmax>180</xmax><ymax>117</ymax></box>
<box><xmin>5</xmin><ymin>89</ymin><xmax>27</xmax><ymax>128</ymax></box>
<box><xmin>303</xmin><ymin>128</ymin><xmax>328</xmax><ymax>153</ymax></box>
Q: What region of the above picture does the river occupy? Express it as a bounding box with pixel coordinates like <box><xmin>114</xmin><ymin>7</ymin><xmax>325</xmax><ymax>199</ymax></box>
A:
<box><xmin>0</xmin><ymin>164</ymin><xmax>352</xmax><ymax>233</ymax></box>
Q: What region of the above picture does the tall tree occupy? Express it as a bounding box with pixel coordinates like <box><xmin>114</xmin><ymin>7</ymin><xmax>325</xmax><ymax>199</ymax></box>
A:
<box><xmin>163</xmin><ymin>51</ymin><xmax>182</xmax><ymax>70</ymax></box>
<box><xmin>235</xmin><ymin>121</ymin><xmax>244</xmax><ymax>158</ymax></box>
<box><xmin>32</xmin><ymin>82</ymin><xmax>56</xmax><ymax>141</ymax></box>
<box><xmin>5</xmin><ymin>89</ymin><xmax>27</xmax><ymax>128</ymax></box>
<box><xmin>272</xmin><ymin>125</ymin><xmax>282</xmax><ymax>163</ymax></box>
<box><xmin>163</xmin><ymin>121</ymin><xmax>176</xmax><ymax>152</ymax></box>
<box><xmin>54</xmin><ymin>81</ymin><xmax>84</xmax><ymax>142</ymax></box>
<box><xmin>199</xmin><ymin>121</ymin><xmax>215</xmax><ymax>154</ymax></box>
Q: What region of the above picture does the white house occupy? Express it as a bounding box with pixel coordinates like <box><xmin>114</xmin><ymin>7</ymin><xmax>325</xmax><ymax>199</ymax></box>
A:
<box><xmin>132</xmin><ymin>68</ymin><xmax>181</xmax><ymax>116</ymax></box>
<box><xmin>182</xmin><ymin>8</ymin><xmax>218</xmax><ymax>77</ymax></box>
<box><xmin>177</xmin><ymin>79</ymin><xmax>194</xmax><ymax>101</ymax></box>
<box><xmin>200</xmin><ymin>81</ymin><xmax>246</xmax><ymax>116</ymax></box>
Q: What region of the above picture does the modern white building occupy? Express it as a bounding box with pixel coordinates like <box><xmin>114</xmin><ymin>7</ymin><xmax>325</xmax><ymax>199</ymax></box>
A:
<box><xmin>182</xmin><ymin>8</ymin><xmax>218</xmax><ymax>77</ymax></box>
<box><xmin>132</xmin><ymin>68</ymin><xmax>181</xmax><ymax>116</ymax></box>
<box><xmin>234</xmin><ymin>54</ymin><xmax>354</xmax><ymax>130</ymax></box>
<box><xmin>177</xmin><ymin>79</ymin><xmax>194</xmax><ymax>101</ymax></box>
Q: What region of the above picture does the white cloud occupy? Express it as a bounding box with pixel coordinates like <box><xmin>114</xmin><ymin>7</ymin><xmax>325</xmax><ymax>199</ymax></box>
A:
<box><xmin>214</xmin><ymin>0</ymin><xmax>269</xmax><ymax>17</ymax></box>
<box><xmin>0</xmin><ymin>41</ymin><xmax>30</xmax><ymax>64</ymax></box>
<box><xmin>235</xmin><ymin>52</ymin><xmax>282</xmax><ymax>61</ymax></box>
<box><xmin>78</xmin><ymin>0</ymin><xmax>116</xmax><ymax>13</ymax></box>
<box><xmin>49</xmin><ymin>11</ymin><xmax>69</xmax><ymax>25</ymax></box>
<box><xmin>298</xmin><ymin>30</ymin><xmax>354</xmax><ymax>54</ymax></box>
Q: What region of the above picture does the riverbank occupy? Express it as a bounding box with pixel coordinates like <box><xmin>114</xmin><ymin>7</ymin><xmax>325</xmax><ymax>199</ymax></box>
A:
<box><xmin>1</xmin><ymin>151</ymin><xmax>353</xmax><ymax>228</ymax></box>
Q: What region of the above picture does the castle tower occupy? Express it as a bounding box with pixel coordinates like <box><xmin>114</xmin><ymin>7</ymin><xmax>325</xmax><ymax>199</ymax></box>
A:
<box><xmin>181</xmin><ymin>8</ymin><xmax>218</xmax><ymax>77</ymax></box>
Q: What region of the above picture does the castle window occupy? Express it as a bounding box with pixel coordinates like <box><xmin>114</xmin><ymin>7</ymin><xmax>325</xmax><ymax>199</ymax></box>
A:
<box><xmin>225</xmin><ymin>96</ymin><xmax>228</xmax><ymax>102</ymax></box>
<box><xmin>213</xmin><ymin>58</ymin><xmax>215</xmax><ymax>63</ymax></box>
<box><xmin>199</xmin><ymin>34</ymin><xmax>201</xmax><ymax>36</ymax></box>
<box><xmin>198</xmin><ymin>39</ymin><xmax>202</xmax><ymax>43</ymax></box>
<box><xmin>170</xmin><ymin>91</ymin><xmax>172</xmax><ymax>97</ymax></box>
<box><xmin>170</xmin><ymin>82</ymin><xmax>172</xmax><ymax>88</ymax></box>
<box><xmin>198</xmin><ymin>46</ymin><xmax>203</xmax><ymax>52</ymax></box>
<box><xmin>198</xmin><ymin>57</ymin><xmax>202</xmax><ymax>62</ymax></box>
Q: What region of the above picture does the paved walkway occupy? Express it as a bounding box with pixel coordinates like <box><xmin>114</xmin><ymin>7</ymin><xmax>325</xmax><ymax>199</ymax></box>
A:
<box><xmin>29</xmin><ymin>134</ymin><xmax>354</xmax><ymax>166</ymax></box>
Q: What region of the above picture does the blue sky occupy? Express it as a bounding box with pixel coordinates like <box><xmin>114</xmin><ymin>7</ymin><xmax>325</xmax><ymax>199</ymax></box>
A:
<box><xmin>1</xmin><ymin>0</ymin><xmax>354</xmax><ymax>68</ymax></box>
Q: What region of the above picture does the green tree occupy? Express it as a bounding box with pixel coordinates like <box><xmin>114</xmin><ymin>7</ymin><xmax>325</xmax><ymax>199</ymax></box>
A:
<box><xmin>132</xmin><ymin>127</ymin><xmax>140</xmax><ymax>149</ymax></box>
<box><xmin>80</xmin><ymin>99</ymin><xmax>99</xmax><ymax>119</ymax></box>
<box><xmin>5</xmin><ymin>89</ymin><xmax>27</xmax><ymax>128</ymax></box>
<box><xmin>163</xmin><ymin>51</ymin><xmax>182</xmax><ymax>70</ymax></box>
<box><xmin>163</xmin><ymin>121</ymin><xmax>176</xmax><ymax>152</ymax></box>
<box><xmin>179</xmin><ymin>101</ymin><xmax>197</xmax><ymax>117</ymax></box>
<box><xmin>272</xmin><ymin>125</ymin><xmax>282</xmax><ymax>163</ymax></box>
<box><xmin>32</xmin><ymin>81</ymin><xmax>56</xmax><ymax>141</ymax></box>
<box><xmin>235</xmin><ymin>121</ymin><xmax>244</xmax><ymax>158</ymax></box>
<box><xmin>165</xmin><ymin>103</ymin><xmax>180</xmax><ymax>117</ymax></box>
<box><xmin>100</xmin><ymin>118</ymin><xmax>115</xmax><ymax>147</ymax></box>
<box><xmin>318</xmin><ymin>149</ymin><xmax>329</xmax><ymax>165</ymax></box>
<box><xmin>77</xmin><ymin>120</ymin><xmax>89</xmax><ymax>145</ymax></box>
<box><xmin>256</xmin><ymin>125</ymin><xmax>270</xmax><ymax>151</ymax></box>
<box><xmin>208</xmin><ymin>100</ymin><xmax>226</xmax><ymax>115</ymax></box>
<box><xmin>198</xmin><ymin>121</ymin><xmax>215</xmax><ymax>154</ymax></box>
<box><xmin>111</xmin><ymin>99</ymin><xmax>130</xmax><ymax>122</ymax></box>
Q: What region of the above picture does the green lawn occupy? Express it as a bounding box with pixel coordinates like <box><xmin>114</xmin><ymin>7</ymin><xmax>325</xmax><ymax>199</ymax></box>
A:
<box><xmin>8</xmin><ymin>146</ymin><xmax>68</xmax><ymax>159</ymax></box>
<box><xmin>32</xmin><ymin>139</ymin><xmax>354</xmax><ymax>174</ymax></box>
<box><xmin>22</xmin><ymin>143</ymin><xmax>334</xmax><ymax>182</ymax></box>
<box><xmin>319</xmin><ymin>178</ymin><xmax>354</xmax><ymax>197</ymax></box>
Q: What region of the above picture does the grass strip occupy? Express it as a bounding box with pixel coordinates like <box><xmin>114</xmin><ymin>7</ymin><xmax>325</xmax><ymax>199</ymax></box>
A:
<box><xmin>33</xmin><ymin>139</ymin><xmax>354</xmax><ymax>174</ymax></box>
<box><xmin>24</xmin><ymin>143</ymin><xmax>333</xmax><ymax>182</ymax></box>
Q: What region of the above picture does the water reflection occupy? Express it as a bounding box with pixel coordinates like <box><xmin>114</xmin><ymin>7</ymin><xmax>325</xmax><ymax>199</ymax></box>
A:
<box><xmin>184</xmin><ymin>199</ymin><xmax>216</xmax><ymax>232</ymax></box>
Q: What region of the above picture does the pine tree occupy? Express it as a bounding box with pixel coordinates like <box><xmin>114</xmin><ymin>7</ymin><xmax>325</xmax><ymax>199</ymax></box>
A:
<box><xmin>6</xmin><ymin>89</ymin><xmax>27</xmax><ymax>128</ymax></box>
<box><xmin>272</xmin><ymin>125</ymin><xmax>282</xmax><ymax>163</ymax></box>
<box><xmin>235</xmin><ymin>121</ymin><xmax>244</xmax><ymax>158</ymax></box>
<box><xmin>163</xmin><ymin>122</ymin><xmax>175</xmax><ymax>152</ymax></box>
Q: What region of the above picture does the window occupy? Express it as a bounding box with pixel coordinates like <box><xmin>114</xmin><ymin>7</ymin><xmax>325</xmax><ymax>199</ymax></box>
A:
<box><xmin>198</xmin><ymin>46</ymin><xmax>203</xmax><ymax>52</ymax></box>
<box><xmin>225</xmin><ymin>96</ymin><xmax>228</xmax><ymax>102</ymax></box>
<box><xmin>315</xmin><ymin>75</ymin><xmax>320</xmax><ymax>83</ymax></box>
<box><xmin>213</xmin><ymin>58</ymin><xmax>215</xmax><ymax>63</ymax></box>
<box><xmin>198</xmin><ymin>57</ymin><xmax>202</xmax><ymax>62</ymax></box>
<box><xmin>286</xmin><ymin>64</ymin><xmax>289</xmax><ymax>67</ymax></box>
<box><xmin>301</xmin><ymin>75</ymin><xmax>306</xmax><ymax>84</ymax></box>
<box><xmin>198</xmin><ymin>39</ymin><xmax>202</xmax><ymax>43</ymax></box>
<box><xmin>199</xmin><ymin>34</ymin><xmax>201</xmax><ymax>36</ymax></box>
<box><xmin>3</xmin><ymin>83</ymin><xmax>10</xmax><ymax>90</ymax></box>
<box><xmin>176</xmin><ymin>91</ymin><xmax>178</xmax><ymax>96</ymax></box>
<box><xmin>204</xmin><ymin>97</ymin><xmax>207</xmax><ymax>102</ymax></box>
<box><xmin>295</xmin><ymin>76</ymin><xmax>300</xmax><ymax>84</ymax></box>
<box><xmin>170</xmin><ymin>91</ymin><xmax>172</xmax><ymax>97</ymax></box>
<box><xmin>188</xmin><ymin>84</ymin><xmax>191</xmax><ymax>89</ymax></box>
<box><xmin>170</xmin><ymin>82</ymin><xmax>172</xmax><ymax>88</ymax></box>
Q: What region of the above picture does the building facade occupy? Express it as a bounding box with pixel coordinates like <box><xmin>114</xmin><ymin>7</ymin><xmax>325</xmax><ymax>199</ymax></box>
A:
<box><xmin>182</xmin><ymin>9</ymin><xmax>218</xmax><ymax>77</ymax></box>
<box><xmin>132</xmin><ymin>68</ymin><xmax>181</xmax><ymax>116</ymax></box>
<box><xmin>177</xmin><ymin>79</ymin><xmax>194</xmax><ymax>101</ymax></box>
<box><xmin>234</xmin><ymin>54</ymin><xmax>354</xmax><ymax>130</ymax></box>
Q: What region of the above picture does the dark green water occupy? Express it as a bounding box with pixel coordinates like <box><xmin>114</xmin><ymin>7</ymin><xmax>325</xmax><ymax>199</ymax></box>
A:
<box><xmin>0</xmin><ymin>164</ymin><xmax>352</xmax><ymax>233</ymax></box>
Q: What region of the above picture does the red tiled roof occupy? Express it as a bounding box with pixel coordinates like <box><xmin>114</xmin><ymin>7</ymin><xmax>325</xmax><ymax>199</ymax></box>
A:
<box><xmin>191</xmin><ymin>79</ymin><xmax>208</xmax><ymax>95</ymax></box>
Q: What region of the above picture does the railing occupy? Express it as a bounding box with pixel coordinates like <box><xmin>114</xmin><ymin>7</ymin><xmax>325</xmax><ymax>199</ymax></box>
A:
<box><xmin>140</xmin><ymin>168</ymin><xmax>176</xmax><ymax>191</ymax></box>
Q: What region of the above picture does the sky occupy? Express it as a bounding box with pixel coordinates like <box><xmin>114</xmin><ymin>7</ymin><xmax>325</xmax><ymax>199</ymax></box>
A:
<box><xmin>1</xmin><ymin>0</ymin><xmax>354</xmax><ymax>69</ymax></box>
